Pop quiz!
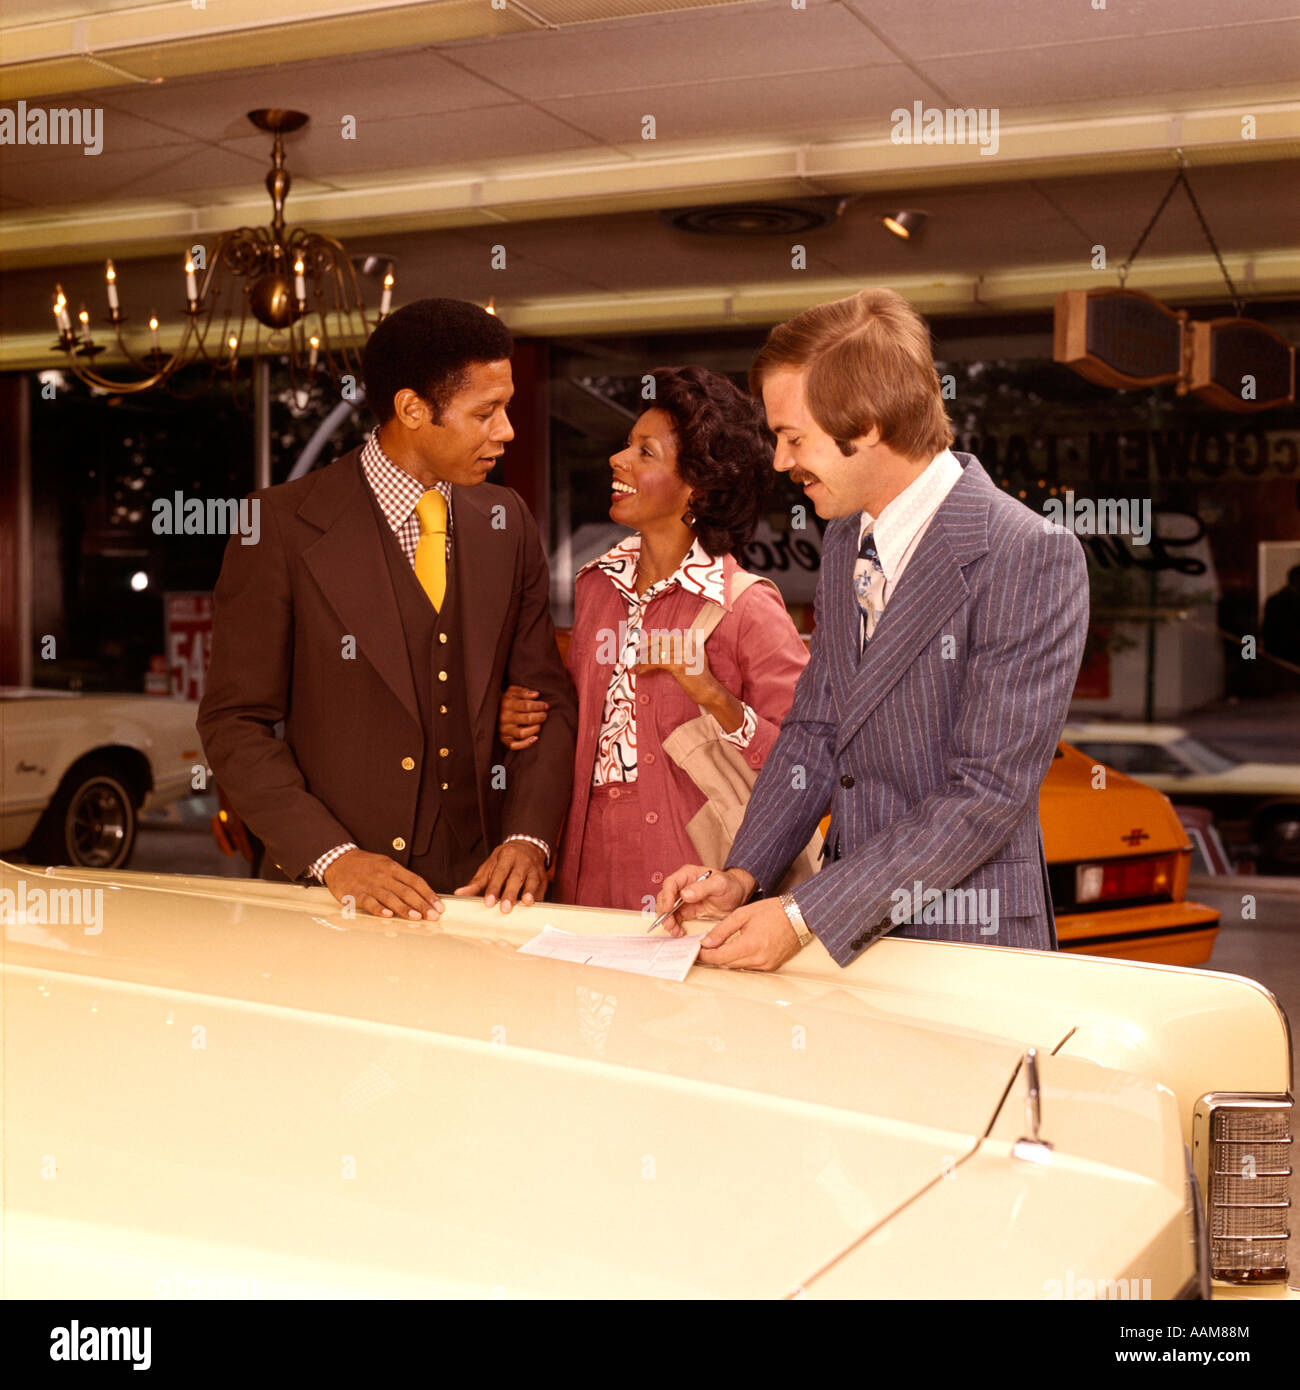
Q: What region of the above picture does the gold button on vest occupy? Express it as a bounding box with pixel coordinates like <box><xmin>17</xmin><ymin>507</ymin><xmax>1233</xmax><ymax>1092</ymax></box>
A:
<box><xmin>401</xmin><ymin>757</ymin><xmax>415</xmax><ymax>771</ymax></box>
<box><xmin>414</xmin><ymin>490</ymin><xmax>448</xmax><ymax>611</ymax></box>
<box><xmin>439</xmin><ymin>746</ymin><xmax>450</xmax><ymax>757</ymax></box>
<box><xmin>392</xmin><ymin>836</ymin><xmax>406</xmax><ymax>851</ymax></box>
<box><xmin>438</xmin><ymin>670</ymin><xmax>448</xmax><ymax>682</ymax></box>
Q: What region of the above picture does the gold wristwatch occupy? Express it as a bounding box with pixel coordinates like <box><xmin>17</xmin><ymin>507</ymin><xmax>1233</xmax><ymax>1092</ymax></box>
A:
<box><xmin>779</xmin><ymin>892</ymin><xmax>813</xmax><ymax>949</ymax></box>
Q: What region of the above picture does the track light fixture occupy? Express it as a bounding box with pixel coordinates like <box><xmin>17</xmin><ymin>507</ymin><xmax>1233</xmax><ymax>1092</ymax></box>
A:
<box><xmin>881</xmin><ymin>209</ymin><xmax>928</xmax><ymax>240</ymax></box>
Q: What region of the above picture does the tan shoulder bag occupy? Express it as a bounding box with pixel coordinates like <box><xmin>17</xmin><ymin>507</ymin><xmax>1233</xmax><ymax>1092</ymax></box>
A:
<box><xmin>659</xmin><ymin>572</ymin><xmax>823</xmax><ymax>892</ymax></box>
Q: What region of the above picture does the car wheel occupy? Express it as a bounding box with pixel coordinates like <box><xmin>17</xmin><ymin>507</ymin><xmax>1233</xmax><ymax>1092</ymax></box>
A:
<box><xmin>28</xmin><ymin>760</ymin><xmax>138</xmax><ymax>870</ymax></box>
<box><xmin>1255</xmin><ymin>805</ymin><xmax>1300</xmax><ymax>875</ymax></box>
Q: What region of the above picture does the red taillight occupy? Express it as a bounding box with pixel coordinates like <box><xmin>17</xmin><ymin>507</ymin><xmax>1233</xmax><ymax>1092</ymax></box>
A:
<box><xmin>1076</xmin><ymin>853</ymin><xmax>1176</xmax><ymax>904</ymax></box>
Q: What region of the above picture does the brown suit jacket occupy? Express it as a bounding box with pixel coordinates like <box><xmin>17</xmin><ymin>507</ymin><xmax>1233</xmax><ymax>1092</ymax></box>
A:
<box><xmin>197</xmin><ymin>448</ymin><xmax>577</xmax><ymax>882</ymax></box>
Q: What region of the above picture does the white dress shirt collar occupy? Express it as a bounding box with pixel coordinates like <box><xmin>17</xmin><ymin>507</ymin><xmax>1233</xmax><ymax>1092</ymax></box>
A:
<box><xmin>857</xmin><ymin>448</ymin><xmax>963</xmax><ymax>580</ymax></box>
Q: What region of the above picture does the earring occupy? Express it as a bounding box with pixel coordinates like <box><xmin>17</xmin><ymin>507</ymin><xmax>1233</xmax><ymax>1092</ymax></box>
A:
<box><xmin>681</xmin><ymin>510</ymin><xmax>695</xmax><ymax>526</ymax></box>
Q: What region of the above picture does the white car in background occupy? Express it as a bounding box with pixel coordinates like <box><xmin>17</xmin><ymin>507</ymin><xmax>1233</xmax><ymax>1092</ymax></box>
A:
<box><xmin>0</xmin><ymin>689</ymin><xmax>202</xmax><ymax>870</ymax></box>
<box><xmin>1063</xmin><ymin>722</ymin><xmax>1300</xmax><ymax>873</ymax></box>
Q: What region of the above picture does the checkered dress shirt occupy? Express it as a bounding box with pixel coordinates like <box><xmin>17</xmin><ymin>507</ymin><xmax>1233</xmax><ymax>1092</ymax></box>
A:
<box><xmin>308</xmin><ymin>431</ymin><xmax>548</xmax><ymax>884</ymax></box>
<box><xmin>361</xmin><ymin>428</ymin><xmax>453</xmax><ymax>562</ymax></box>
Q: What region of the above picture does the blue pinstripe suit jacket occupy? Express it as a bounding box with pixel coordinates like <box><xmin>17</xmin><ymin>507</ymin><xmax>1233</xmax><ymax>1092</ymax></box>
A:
<box><xmin>725</xmin><ymin>453</ymin><xmax>1089</xmax><ymax>966</ymax></box>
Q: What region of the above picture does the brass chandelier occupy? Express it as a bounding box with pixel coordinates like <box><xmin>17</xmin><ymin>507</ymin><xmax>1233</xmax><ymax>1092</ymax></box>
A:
<box><xmin>50</xmin><ymin>109</ymin><xmax>392</xmax><ymax>400</ymax></box>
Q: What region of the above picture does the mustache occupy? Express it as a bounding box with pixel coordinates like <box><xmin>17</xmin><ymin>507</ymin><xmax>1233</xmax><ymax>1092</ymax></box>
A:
<box><xmin>789</xmin><ymin>469</ymin><xmax>818</xmax><ymax>486</ymax></box>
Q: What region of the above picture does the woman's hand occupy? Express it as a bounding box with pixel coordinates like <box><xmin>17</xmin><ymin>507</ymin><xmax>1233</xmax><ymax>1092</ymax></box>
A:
<box><xmin>498</xmin><ymin>684</ymin><xmax>549</xmax><ymax>750</ymax></box>
<box><xmin>632</xmin><ymin>642</ymin><xmax>716</xmax><ymax>705</ymax></box>
<box><xmin>633</xmin><ymin>648</ymin><xmax>744</xmax><ymax>733</ymax></box>
<box><xmin>636</xmin><ymin>636</ymin><xmax>728</xmax><ymax>700</ymax></box>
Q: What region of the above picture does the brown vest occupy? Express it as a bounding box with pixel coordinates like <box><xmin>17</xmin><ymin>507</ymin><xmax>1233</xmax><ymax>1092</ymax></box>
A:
<box><xmin>368</xmin><ymin>489</ymin><xmax>481</xmax><ymax>856</ymax></box>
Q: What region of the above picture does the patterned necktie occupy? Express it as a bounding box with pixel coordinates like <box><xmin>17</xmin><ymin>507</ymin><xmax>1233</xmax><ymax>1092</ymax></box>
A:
<box><xmin>414</xmin><ymin>490</ymin><xmax>448</xmax><ymax>611</ymax></box>
<box><xmin>854</xmin><ymin>528</ymin><xmax>886</xmax><ymax>652</ymax></box>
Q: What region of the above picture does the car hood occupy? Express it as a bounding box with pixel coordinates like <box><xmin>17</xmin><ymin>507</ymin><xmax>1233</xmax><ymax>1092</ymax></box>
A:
<box><xmin>0</xmin><ymin>860</ymin><xmax>1056</xmax><ymax>1298</ymax></box>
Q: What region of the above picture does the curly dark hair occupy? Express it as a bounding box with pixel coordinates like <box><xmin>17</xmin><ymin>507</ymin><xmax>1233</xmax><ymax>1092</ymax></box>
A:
<box><xmin>647</xmin><ymin>366</ymin><xmax>774</xmax><ymax>557</ymax></box>
<box><xmin>362</xmin><ymin>298</ymin><xmax>513</xmax><ymax>424</ymax></box>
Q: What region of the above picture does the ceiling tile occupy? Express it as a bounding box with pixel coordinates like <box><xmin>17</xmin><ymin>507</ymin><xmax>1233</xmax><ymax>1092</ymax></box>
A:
<box><xmin>0</xmin><ymin>140</ymin><xmax>264</xmax><ymax>207</ymax></box>
<box><xmin>4</xmin><ymin>2</ymin><xmax>1297</xmax><ymax>344</ymax></box>
<box><xmin>1032</xmin><ymin>162</ymin><xmax>1300</xmax><ymax>256</ymax></box>
<box><xmin>5</xmin><ymin>0</ymin><xmax>238</xmax><ymax>21</ymax></box>
<box><xmin>810</xmin><ymin>186</ymin><xmax>1075</xmax><ymax>275</ymax></box>
<box><xmin>114</xmin><ymin>144</ymin><xmax>334</xmax><ymax>204</ymax></box>
<box><xmin>218</xmin><ymin>104</ymin><xmax>603</xmax><ymax>185</ymax></box>
<box><xmin>440</xmin><ymin>210</ymin><xmax>847</xmax><ymax>292</ymax></box>
<box><xmin>852</xmin><ymin>0</ymin><xmax>1300</xmax><ymax>60</ymax></box>
<box><xmin>89</xmin><ymin>48</ymin><xmax>516</xmax><ymax>143</ymax></box>
<box><xmin>923</xmin><ymin>22</ymin><xmax>1300</xmax><ymax>109</ymax></box>
<box><xmin>448</xmin><ymin>2</ymin><xmax>894</xmax><ymax>100</ymax></box>
<box><xmin>0</xmin><ymin>101</ymin><xmax>195</xmax><ymax>166</ymax></box>
<box><xmin>8</xmin><ymin>159</ymin><xmax>1296</xmax><ymax>341</ymax></box>
<box><xmin>539</xmin><ymin>63</ymin><xmax>946</xmax><ymax>144</ymax></box>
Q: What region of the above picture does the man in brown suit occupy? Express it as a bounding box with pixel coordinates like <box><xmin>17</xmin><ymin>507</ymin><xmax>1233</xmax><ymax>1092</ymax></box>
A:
<box><xmin>198</xmin><ymin>298</ymin><xmax>576</xmax><ymax>921</ymax></box>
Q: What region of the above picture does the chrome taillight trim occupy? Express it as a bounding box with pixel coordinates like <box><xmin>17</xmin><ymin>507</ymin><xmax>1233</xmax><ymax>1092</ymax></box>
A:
<box><xmin>1193</xmin><ymin>1092</ymin><xmax>1294</xmax><ymax>1286</ymax></box>
<box><xmin>1184</xmin><ymin>1144</ymin><xmax>1212</xmax><ymax>1300</ymax></box>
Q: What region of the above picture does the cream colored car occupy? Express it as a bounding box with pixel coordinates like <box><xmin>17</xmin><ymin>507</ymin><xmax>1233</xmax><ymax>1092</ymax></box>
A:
<box><xmin>0</xmin><ymin>690</ymin><xmax>202</xmax><ymax>870</ymax></box>
<box><xmin>2</xmin><ymin>858</ymin><xmax>1294</xmax><ymax>1300</ymax></box>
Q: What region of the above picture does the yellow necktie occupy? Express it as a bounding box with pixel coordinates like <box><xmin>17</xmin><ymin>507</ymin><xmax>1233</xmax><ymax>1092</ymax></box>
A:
<box><xmin>414</xmin><ymin>490</ymin><xmax>447</xmax><ymax>611</ymax></box>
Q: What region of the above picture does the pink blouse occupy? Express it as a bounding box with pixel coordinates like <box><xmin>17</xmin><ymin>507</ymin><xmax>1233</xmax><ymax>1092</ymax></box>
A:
<box><xmin>553</xmin><ymin>549</ymin><xmax>810</xmax><ymax>907</ymax></box>
<box><xmin>581</xmin><ymin>535</ymin><xmax>756</xmax><ymax>785</ymax></box>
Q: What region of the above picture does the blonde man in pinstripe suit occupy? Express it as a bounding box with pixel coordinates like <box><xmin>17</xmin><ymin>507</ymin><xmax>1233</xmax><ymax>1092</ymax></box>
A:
<box><xmin>656</xmin><ymin>289</ymin><xmax>1088</xmax><ymax>971</ymax></box>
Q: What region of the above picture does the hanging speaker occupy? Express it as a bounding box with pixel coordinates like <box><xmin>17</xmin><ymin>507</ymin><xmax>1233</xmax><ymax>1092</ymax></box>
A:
<box><xmin>1053</xmin><ymin>288</ymin><xmax>1186</xmax><ymax>389</ymax></box>
<box><xmin>1187</xmin><ymin>317</ymin><xmax>1296</xmax><ymax>412</ymax></box>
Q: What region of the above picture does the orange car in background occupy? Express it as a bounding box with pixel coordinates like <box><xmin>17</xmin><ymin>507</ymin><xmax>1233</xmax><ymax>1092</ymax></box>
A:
<box><xmin>1042</xmin><ymin>742</ymin><xmax>1219</xmax><ymax>964</ymax></box>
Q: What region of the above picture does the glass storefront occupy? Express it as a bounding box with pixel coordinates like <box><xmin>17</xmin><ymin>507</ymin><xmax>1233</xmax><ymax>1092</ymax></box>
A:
<box><xmin>21</xmin><ymin>303</ymin><xmax>1300</xmax><ymax>722</ymax></box>
<box><xmin>26</xmin><ymin>364</ymin><xmax>369</xmax><ymax>693</ymax></box>
<box><xmin>546</xmin><ymin>308</ymin><xmax>1300</xmax><ymax>719</ymax></box>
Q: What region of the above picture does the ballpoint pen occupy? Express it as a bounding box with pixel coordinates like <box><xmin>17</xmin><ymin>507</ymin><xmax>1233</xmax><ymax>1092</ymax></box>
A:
<box><xmin>645</xmin><ymin>869</ymin><xmax>712</xmax><ymax>933</ymax></box>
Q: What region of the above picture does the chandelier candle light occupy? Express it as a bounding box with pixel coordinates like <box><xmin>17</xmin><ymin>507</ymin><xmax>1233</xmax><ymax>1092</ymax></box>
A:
<box><xmin>50</xmin><ymin>109</ymin><xmax>394</xmax><ymax>399</ymax></box>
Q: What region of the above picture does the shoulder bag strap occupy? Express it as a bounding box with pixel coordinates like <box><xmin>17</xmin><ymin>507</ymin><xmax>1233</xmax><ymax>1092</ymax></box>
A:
<box><xmin>691</xmin><ymin>569</ymin><xmax>782</xmax><ymax>641</ymax></box>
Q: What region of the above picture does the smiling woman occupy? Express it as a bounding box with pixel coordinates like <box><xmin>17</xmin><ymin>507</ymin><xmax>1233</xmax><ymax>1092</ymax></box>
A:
<box><xmin>609</xmin><ymin>367</ymin><xmax>775</xmax><ymax>559</ymax></box>
<box><xmin>500</xmin><ymin>365</ymin><xmax>814</xmax><ymax>914</ymax></box>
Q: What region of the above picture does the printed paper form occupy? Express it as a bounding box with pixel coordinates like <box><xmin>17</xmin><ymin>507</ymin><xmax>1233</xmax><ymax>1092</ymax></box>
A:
<box><xmin>518</xmin><ymin>925</ymin><xmax>703</xmax><ymax>981</ymax></box>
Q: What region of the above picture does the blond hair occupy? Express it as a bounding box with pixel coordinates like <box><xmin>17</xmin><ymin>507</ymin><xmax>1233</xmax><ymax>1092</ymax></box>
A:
<box><xmin>749</xmin><ymin>288</ymin><xmax>954</xmax><ymax>461</ymax></box>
